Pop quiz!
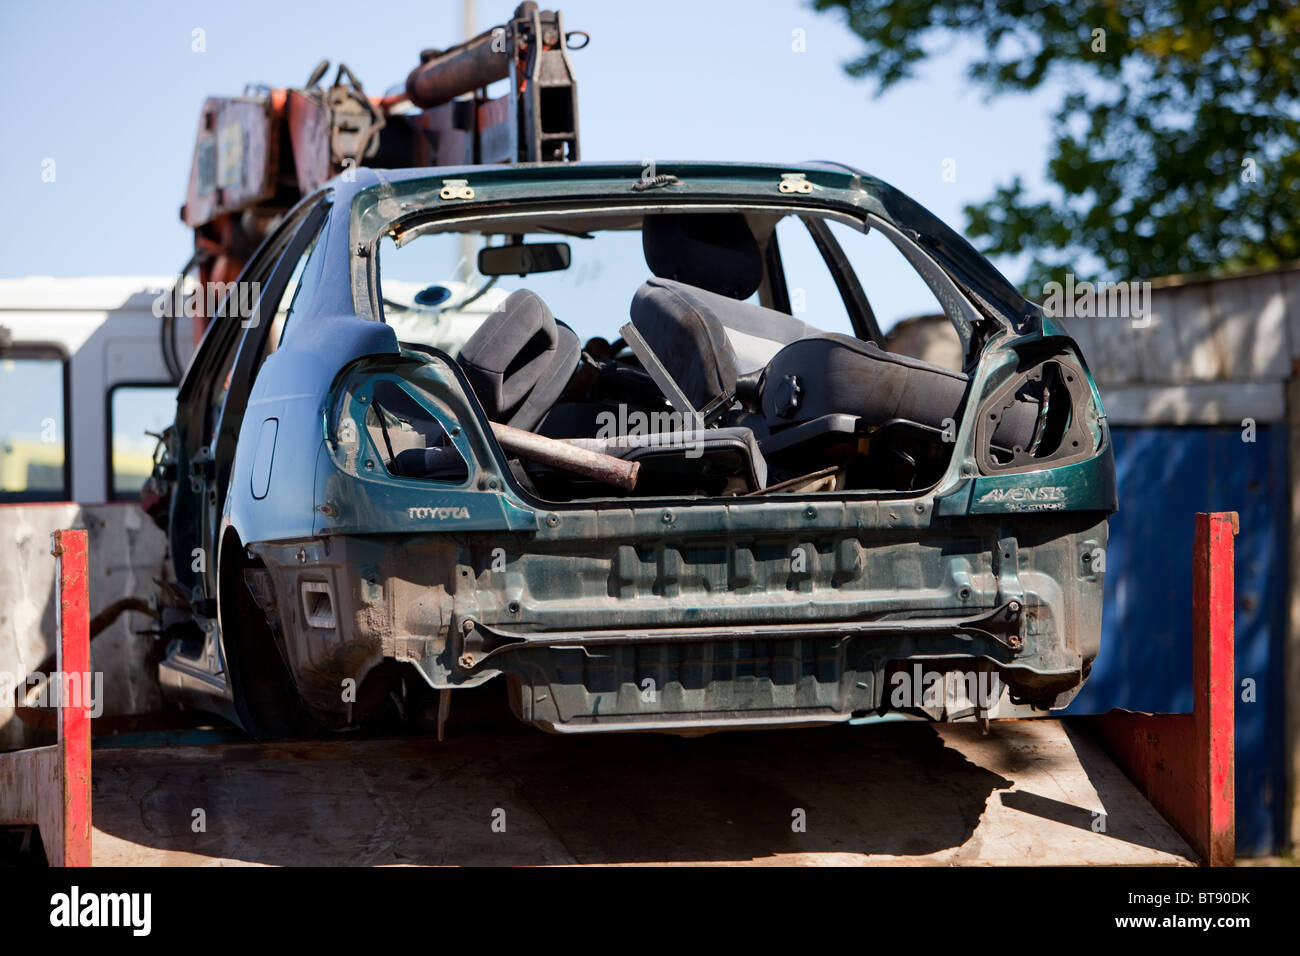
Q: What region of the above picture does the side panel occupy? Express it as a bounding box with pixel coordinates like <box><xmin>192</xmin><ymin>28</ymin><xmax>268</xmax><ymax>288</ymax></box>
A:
<box><xmin>224</xmin><ymin>195</ymin><xmax>402</xmax><ymax>548</ymax></box>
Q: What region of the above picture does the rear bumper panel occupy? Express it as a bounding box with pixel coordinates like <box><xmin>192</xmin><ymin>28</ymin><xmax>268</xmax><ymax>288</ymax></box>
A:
<box><xmin>253</xmin><ymin>511</ymin><xmax>1108</xmax><ymax>730</ymax></box>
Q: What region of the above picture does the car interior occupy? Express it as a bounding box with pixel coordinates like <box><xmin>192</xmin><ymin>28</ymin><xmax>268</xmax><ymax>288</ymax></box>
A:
<box><xmin>374</xmin><ymin>209</ymin><xmax>1050</xmax><ymax>501</ymax></box>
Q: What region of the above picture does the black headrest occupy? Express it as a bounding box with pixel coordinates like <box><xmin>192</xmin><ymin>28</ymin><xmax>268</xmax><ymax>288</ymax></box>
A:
<box><xmin>642</xmin><ymin>213</ymin><xmax>763</xmax><ymax>300</ymax></box>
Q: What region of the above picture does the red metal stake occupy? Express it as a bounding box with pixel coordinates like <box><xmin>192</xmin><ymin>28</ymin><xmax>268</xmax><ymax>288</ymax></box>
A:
<box><xmin>52</xmin><ymin>529</ymin><xmax>93</xmax><ymax>866</ymax></box>
<box><xmin>1194</xmin><ymin>511</ymin><xmax>1236</xmax><ymax>866</ymax></box>
<box><xmin>1091</xmin><ymin>511</ymin><xmax>1237</xmax><ymax>865</ymax></box>
<box><xmin>0</xmin><ymin>529</ymin><xmax>92</xmax><ymax>866</ymax></box>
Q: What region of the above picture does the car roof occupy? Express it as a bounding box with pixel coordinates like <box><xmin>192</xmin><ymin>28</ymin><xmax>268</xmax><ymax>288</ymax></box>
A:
<box><xmin>343</xmin><ymin>159</ymin><xmax>858</xmax><ymax>188</ymax></box>
<box><xmin>330</xmin><ymin>161</ymin><xmax>1038</xmax><ymax>333</ymax></box>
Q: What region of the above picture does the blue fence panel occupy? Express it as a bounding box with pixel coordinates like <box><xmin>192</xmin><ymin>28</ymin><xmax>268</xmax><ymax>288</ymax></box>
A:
<box><xmin>1064</xmin><ymin>425</ymin><xmax>1288</xmax><ymax>855</ymax></box>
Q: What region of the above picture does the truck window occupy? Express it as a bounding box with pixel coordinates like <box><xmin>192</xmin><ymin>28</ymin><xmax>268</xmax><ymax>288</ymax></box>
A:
<box><xmin>0</xmin><ymin>350</ymin><xmax>68</xmax><ymax>502</ymax></box>
<box><xmin>110</xmin><ymin>384</ymin><xmax>177</xmax><ymax>499</ymax></box>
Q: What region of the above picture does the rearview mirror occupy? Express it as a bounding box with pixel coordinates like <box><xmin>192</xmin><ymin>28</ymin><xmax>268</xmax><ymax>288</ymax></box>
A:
<box><xmin>478</xmin><ymin>242</ymin><xmax>571</xmax><ymax>277</ymax></box>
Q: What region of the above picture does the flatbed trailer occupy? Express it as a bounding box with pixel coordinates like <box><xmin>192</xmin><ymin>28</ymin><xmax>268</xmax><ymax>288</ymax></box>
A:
<box><xmin>1</xmin><ymin>514</ymin><xmax>1237</xmax><ymax>867</ymax></box>
<box><xmin>83</xmin><ymin>719</ymin><xmax>1193</xmax><ymax>867</ymax></box>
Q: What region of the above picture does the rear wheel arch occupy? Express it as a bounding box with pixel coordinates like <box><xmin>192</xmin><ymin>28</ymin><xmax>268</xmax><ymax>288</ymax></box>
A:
<box><xmin>216</xmin><ymin>526</ymin><xmax>320</xmax><ymax>739</ymax></box>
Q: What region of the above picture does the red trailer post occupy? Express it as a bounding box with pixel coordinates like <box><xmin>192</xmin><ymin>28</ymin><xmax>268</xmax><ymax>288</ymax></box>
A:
<box><xmin>0</xmin><ymin>529</ymin><xmax>92</xmax><ymax>866</ymax></box>
<box><xmin>1090</xmin><ymin>511</ymin><xmax>1238</xmax><ymax>865</ymax></box>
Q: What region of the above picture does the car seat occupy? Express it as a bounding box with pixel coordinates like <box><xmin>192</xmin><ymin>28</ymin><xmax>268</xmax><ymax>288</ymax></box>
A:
<box><xmin>456</xmin><ymin>288</ymin><xmax>581</xmax><ymax>431</ymax></box>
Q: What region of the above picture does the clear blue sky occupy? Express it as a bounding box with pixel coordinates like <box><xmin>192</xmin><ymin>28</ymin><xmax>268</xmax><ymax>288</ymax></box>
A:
<box><xmin>0</xmin><ymin>0</ymin><xmax>1065</xmax><ymax>328</ymax></box>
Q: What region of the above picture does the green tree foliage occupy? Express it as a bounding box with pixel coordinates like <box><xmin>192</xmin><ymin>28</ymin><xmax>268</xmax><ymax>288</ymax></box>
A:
<box><xmin>813</xmin><ymin>0</ymin><xmax>1300</xmax><ymax>292</ymax></box>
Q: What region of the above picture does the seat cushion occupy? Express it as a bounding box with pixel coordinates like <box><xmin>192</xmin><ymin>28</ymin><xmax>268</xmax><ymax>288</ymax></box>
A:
<box><xmin>759</xmin><ymin>334</ymin><xmax>1040</xmax><ymax>452</ymax></box>
<box><xmin>564</xmin><ymin>426</ymin><xmax>768</xmax><ymax>492</ymax></box>
<box><xmin>629</xmin><ymin>277</ymin><xmax>823</xmax><ymax>409</ymax></box>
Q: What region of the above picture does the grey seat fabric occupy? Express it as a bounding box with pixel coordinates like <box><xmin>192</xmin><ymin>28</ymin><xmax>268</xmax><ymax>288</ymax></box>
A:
<box><xmin>457</xmin><ymin>288</ymin><xmax>580</xmax><ymax>431</ymax></box>
<box><xmin>758</xmin><ymin>334</ymin><xmax>1039</xmax><ymax>452</ymax></box>
<box><xmin>628</xmin><ymin>277</ymin><xmax>1042</xmax><ymax>454</ymax></box>
<box><xmin>629</xmin><ymin>277</ymin><xmax>824</xmax><ymax>409</ymax></box>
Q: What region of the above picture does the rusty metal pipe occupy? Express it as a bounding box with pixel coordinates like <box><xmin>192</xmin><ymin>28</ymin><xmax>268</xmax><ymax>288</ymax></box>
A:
<box><xmin>406</xmin><ymin>30</ymin><xmax>513</xmax><ymax>108</ymax></box>
<box><xmin>490</xmin><ymin>422</ymin><xmax>638</xmax><ymax>491</ymax></box>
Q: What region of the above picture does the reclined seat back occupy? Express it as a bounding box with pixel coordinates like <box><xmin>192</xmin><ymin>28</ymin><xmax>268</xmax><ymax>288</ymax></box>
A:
<box><xmin>630</xmin><ymin>276</ymin><xmax>1042</xmax><ymax>456</ymax></box>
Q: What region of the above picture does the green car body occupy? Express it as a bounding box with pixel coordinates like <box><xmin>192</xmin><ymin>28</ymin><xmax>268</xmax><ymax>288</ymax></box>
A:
<box><xmin>158</xmin><ymin>161</ymin><xmax>1116</xmax><ymax>737</ymax></box>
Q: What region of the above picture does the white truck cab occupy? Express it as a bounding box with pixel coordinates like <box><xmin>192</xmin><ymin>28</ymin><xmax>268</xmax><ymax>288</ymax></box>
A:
<box><xmin>0</xmin><ymin>276</ymin><xmax>191</xmax><ymax>505</ymax></box>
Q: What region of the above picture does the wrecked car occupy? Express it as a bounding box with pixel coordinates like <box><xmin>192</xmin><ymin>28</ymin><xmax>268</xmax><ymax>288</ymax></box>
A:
<box><xmin>150</xmin><ymin>161</ymin><xmax>1116</xmax><ymax>738</ymax></box>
